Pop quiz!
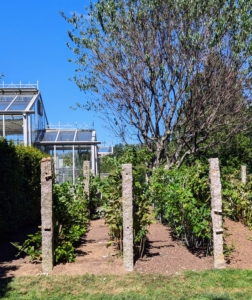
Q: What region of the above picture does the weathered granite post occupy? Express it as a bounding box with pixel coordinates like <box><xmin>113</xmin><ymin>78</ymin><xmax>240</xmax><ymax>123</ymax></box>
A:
<box><xmin>83</xmin><ymin>161</ymin><xmax>90</xmax><ymax>197</ymax></box>
<box><xmin>122</xmin><ymin>164</ymin><xmax>134</xmax><ymax>271</ymax></box>
<box><xmin>41</xmin><ymin>157</ymin><xmax>54</xmax><ymax>272</ymax></box>
<box><xmin>241</xmin><ymin>165</ymin><xmax>247</xmax><ymax>184</ymax></box>
<box><xmin>209</xmin><ymin>158</ymin><xmax>225</xmax><ymax>269</ymax></box>
<box><xmin>83</xmin><ymin>160</ymin><xmax>90</xmax><ymax>218</ymax></box>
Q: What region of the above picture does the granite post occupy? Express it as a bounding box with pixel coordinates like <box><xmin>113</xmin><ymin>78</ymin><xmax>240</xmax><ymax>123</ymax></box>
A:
<box><xmin>122</xmin><ymin>164</ymin><xmax>134</xmax><ymax>271</ymax></box>
<box><xmin>83</xmin><ymin>161</ymin><xmax>90</xmax><ymax>197</ymax></box>
<box><xmin>41</xmin><ymin>157</ymin><xmax>54</xmax><ymax>272</ymax></box>
<box><xmin>209</xmin><ymin>158</ymin><xmax>225</xmax><ymax>269</ymax></box>
<box><xmin>83</xmin><ymin>160</ymin><xmax>90</xmax><ymax>218</ymax></box>
<box><xmin>241</xmin><ymin>165</ymin><xmax>247</xmax><ymax>184</ymax></box>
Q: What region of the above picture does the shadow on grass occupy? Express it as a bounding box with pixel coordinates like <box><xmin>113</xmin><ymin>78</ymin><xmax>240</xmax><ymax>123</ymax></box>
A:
<box><xmin>0</xmin><ymin>277</ymin><xmax>13</xmax><ymax>298</ymax></box>
<box><xmin>179</xmin><ymin>295</ymin><xmax>233</xmax><ymax>300</ymax></box>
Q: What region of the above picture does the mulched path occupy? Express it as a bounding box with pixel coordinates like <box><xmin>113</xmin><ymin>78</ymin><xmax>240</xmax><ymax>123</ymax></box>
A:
<box><xmin>1</xmin><ymin>218</ymin><xmax>252</xmax><ymax>278</ymax></box>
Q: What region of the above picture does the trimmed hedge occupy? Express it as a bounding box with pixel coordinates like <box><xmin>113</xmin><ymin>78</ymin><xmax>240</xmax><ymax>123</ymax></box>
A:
<box><xmin>0</xmin><ymin>138</ymin><xmax>47</xmax><ymax>238</ymax></box>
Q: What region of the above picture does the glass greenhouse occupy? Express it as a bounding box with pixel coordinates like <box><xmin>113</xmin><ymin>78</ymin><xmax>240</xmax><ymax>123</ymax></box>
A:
<box><xmin>37</xmin><ymin>127</ymin><xmax>99</xmax><ymax>183</ymax></box>
<box><xmin>0</xmin><ymin>83</ymin><xmax>48</xmax><ymax>145</ymax></box>
<box><xmin>0</xmin><ymin>83</ymin><xmax>100</xmax><ymax>182</ymax></box>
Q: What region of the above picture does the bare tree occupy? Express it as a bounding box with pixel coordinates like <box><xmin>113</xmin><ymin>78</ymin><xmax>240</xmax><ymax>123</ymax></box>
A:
<box><xmin>62</xmin><ymin>0</ymin><xmax>252</xmax><ymax>168</ymax></box>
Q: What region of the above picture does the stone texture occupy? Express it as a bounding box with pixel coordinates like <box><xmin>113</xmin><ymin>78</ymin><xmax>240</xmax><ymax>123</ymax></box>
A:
<box><xmin>122</xmin><ymin>164</ymin><xmax>134</xmax><ymax>271</ymax></box>
<box><xmin>41</xmin><ymin>157</ymin><xmax>54</xmax><ymax>272</ymax></box>
<box><xmin>209</xmin><ymin>158</ymin><xmax>225</xmax><ymax>269</ymax></box>
<box><xmin>83</xmin><ymin>161</ymin><xmax>90</xmax><ymax>197</ymax></box>
<box><xmin>241</xmin><ymin>165</ymin><xmax>247</xmax><ymax>184</ymax></box>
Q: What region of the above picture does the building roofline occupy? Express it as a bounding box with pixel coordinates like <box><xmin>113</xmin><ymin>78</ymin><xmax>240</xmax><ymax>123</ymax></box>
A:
<box><xmin>35</xmin><ymin>141</ymin><xmax>101</xmax><ymax>145</ymax></box>
<box><xmin>0</xmin><ymin>88</ymin><xmax>39</xmax><ymax>95</ymax></box>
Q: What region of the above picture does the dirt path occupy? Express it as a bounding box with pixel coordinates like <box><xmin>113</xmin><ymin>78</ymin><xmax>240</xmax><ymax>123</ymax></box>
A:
<box><xmin>1</xmin><ymin>218</ymin><xmax>252</xmax><ymax>278</ymax></box>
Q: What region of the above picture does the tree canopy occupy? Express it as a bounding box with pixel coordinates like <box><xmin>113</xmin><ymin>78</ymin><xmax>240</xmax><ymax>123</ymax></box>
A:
<box><xmin>62</xmin><ymin>0</ymin><xmax>252</xmax><ymax>168</ymax></box>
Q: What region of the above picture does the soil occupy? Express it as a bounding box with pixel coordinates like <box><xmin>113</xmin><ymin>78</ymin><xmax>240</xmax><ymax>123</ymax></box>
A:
<box><xmin>1</xmin><ymin>218</ymin><xmax>252</xmax><ymax>278</ymax></box>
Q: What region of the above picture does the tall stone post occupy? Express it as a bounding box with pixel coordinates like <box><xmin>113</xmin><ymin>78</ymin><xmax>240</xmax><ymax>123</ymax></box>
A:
<box><xmin>122</xmin><ymin>164</ymin><xmax>134</xmax><ymax>271</ymax></box>
<box><xmin>83</xmin><ymin>161</ymin><xmax>90</xmax><ymax>197</ymax></box>
<box><xmin>241</xmin><ymin>165</ymin><xmax>247</xmax><ymax>184</ymax></box>
<box><xmin>41</xmin><ymin>157</ymin><xmax>54</xmax><ymax>273</ymax></box>
<box><xmin>209</xmin><ymin>158</ymin><xmax>225</xmax><ymax>269</ymax></box>
<box><xmin>83</xmin><ymin>161</ymin><xmax>90</xmax><ymax>218</ymax></box>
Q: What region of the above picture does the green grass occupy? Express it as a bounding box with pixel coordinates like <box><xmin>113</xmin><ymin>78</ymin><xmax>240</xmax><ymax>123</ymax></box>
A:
<box><xmin>1</xmin><ymin>269</ymin><xmax>252</xmax><ymax>299</ymax></box>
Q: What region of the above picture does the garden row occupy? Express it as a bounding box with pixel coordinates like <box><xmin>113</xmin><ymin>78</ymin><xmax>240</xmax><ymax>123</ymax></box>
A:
<box><xmin>2</xmin><ymin>139</ymin><xmax>252</xmax><ymax>267</ymax></box>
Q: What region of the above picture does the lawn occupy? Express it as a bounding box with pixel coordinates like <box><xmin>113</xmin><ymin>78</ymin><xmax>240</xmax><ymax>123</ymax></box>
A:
<box><xmin>1</xmin><ymin>269</ymin><xmax>252</xmax><ymax>299</ymax></box>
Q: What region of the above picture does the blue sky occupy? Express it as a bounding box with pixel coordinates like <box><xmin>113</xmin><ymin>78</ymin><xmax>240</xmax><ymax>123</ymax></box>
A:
<box><xmin>1</xmin><ymin>0</ymin><xmax>119</xmax><ymax>147</ymax></box>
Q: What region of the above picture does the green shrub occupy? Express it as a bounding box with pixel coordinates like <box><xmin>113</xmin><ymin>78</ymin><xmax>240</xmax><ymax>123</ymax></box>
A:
<box><xmin>222</xmin><ymin>172</ymin><xmax>252</xmax><ymax>228</ymax></box>
<box><xmin>150</xmin><ymin>161</ymin><xmax>212</xmax><ymax>253</ymax></box>
<box><xmin>53</xmin><ymin>179</ymin><xmax>89</xmax><ymax>263</ymax></box>
<box><xmin>13</xmin><ymin>178</ymin><xmax>90</xmax><ymax>263</ymax></box>
<box><xmin>0</xmin><ymin>138</ymin><xmax>47</xmax><ymax>238</ymax></box>
<box><xmin>89</xmin><ymin>174</ymin><xmax>102</xmax><ymax>219</ymax></box>
<box><xmin>98</xmin><ymin>146</ymin><xmax>153</xmax><ymax>257</ymax></box>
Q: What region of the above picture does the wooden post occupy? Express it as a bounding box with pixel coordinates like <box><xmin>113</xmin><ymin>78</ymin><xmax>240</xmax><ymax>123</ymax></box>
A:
<box><xmin>122</xmin><ymin>164</ymin><xmax>134</xmax><ymax>271</ymax></box>
<box><xmin>209</xmin><ymin>158</ymin><xmax>225</xmax><ymax>269</ymax></box>
<box><xmin>241</xmin><ymin>165</ymin><xmax>247</xmax><ymax>184</ymax></box>
<box><xmin>41</xmin><ymin>157</ymin><xmax>54</xmax><ymax>272</ymax></box>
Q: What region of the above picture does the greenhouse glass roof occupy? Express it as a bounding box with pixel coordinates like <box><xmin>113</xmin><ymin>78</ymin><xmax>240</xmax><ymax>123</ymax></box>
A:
<box><xmin>0</xmin><ymin>85</ymin><xmax>40</xmax><ymax>114</ymax></box>
<box><xmin>36</xmin><ymin>129</ymin><xmax>100</xmax><ymax>145</ymax></box>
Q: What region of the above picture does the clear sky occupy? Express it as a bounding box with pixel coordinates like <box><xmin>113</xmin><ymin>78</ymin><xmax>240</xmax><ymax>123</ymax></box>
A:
<box><xmin>1</xmin><ymin>0</ymin><xmax>119</xmax><ymax>147</ymax></box>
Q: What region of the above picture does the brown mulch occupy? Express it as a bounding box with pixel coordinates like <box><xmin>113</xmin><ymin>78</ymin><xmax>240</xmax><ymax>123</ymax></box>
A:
<box><xmin>1</xmin><ymin>218</ymin><xmax>252</xmax><ymax>278</ymax></box>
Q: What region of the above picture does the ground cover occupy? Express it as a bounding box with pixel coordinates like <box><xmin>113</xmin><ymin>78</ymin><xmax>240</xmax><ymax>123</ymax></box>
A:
<box><xmin>1</xmin><ymin>218</ymin><xmax>252</xmax><ymax>277</ymax></box>
<box><xmin>1</xmin><ymin>269</ymin><xmax>252</xmax><ymax>299</ymax></box>
<box><xmin>1</xmin><ymin>218</ymin><xmax>252</xmax><ymax>298</ymax></box>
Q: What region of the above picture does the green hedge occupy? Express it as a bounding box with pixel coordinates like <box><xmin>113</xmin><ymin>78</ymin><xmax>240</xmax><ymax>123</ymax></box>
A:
<box><xmin>0</xmin><ymin>138</ymin><xmax>47</xmax><ymax>238</ymax></box>
<box><xmin>150</xmin><ymin>162</ymin><xmax>212</xmax><ymax>253</ymax></box>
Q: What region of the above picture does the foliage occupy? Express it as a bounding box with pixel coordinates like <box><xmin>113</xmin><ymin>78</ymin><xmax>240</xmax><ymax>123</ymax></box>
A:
<box><xmin>11</xmin><ymin>231</ymin><xmax>42</xmax><ymax>262</ymax></box>
<box><xmin>222</xmin><ymin>173</ymin><xmax>252</xmax><ymax>229</ymax></box>
<box><xmin>62</xmin><ymin>0</ymin><xmax>252</xmax><ymax>168</ymax></box>
<box><xmin>99</xmin><ymin>155</ymin><xmax>117</xmax><ymax>174</ymax></box>
<box><xmin>188</xmin><ymin>132</ymin><xmax>252</xmax><ymax>228</ymax></box>
<box><xmin>89</xmin><ymin>174</ymin><xmax>103</xmax><ymax>219</ymax></box>
<box><xmin>150</xmin><ymin>161</ymin><xmax>212</xmax><ymax>252</ymax></box>
<box><xmin>0</xmin><ymin>138</ymin><xmax>47</xmax><ymax>238</ymax></box>
<box><xmin>98</xmin><ymin>170</ymin><xmax>123</xmax><ymax>251</ymax></box>
<box><xmin>13</xmin><ymin>178</ymin><xmax>90</xmax><ymax>264</ymax></box>
<box><xmin>99</xmin><ymin>143</ymin><xmax>126</xmax><ymax>173</ymax></box>
<box><xmin>98</xmin><ymin>145</ymin><xmax>153</xmax><ymax>257</ymax></box>
<box><xmin>63</xmin><ymin>154</ymin><xmax>73</xmax><ymax>167</ymax></box>
<box><xmin>53</xmin><ymin>179</ymin><xmax>90</xmax><ymax>263</ymax></box>
<box><xmin>112</xmin><ymin>143</ymin><xmax>126</xmax><ymax>158</ymax></box>
<box><xmin>188</xmin><ymin>124</ymin><xmax>252</xmax><ymax>175</ymax></box>
<box><xmin>2</xmin><ymin>270</ymin><xmax>252</xmax><ymax>299</ymax></box>
<box><xmin>218</xmin><ymin>130</ymin><xmax>252</xmax><ymax>175</ymax></box>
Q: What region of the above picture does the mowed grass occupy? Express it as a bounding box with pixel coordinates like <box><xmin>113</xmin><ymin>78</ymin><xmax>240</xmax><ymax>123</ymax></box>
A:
<box><xmin>1</xmin><ymin>269</ymin><xmax>252</xmax><ymax>299</ymax></box>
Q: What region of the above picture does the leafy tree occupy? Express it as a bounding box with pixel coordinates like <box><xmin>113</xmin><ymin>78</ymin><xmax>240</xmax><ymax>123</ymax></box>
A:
<box><xmin>99</xmin><ymin>143</ymin><xmax>142</xmax><ymax>172</ymax></box>
<box><xmin>99</xmin><ymin>143</ymin><xmax>126</xmax><ymax>173</ymax></box>
<box><xmin>63</xmin><ymin>154</ymin><xmax>73</xmax><ymax>167</ymax></box>
<box><xmin>185</xmin><ymin>114</ymin><xmax>252</xmax><ymax>175</ymax></box>
<box><xmin>112</xmin><ymin>143</ymin><xmax>125</xmax><ymax>158</ymax></box>
<box><xmin>62</xmin><ymin>0</ymin><xmax>252</xmax><ymax>168</ymax></box>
